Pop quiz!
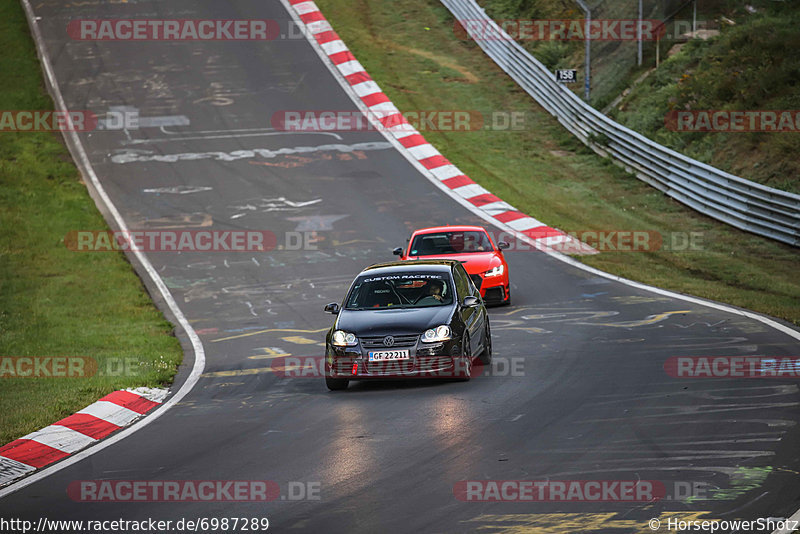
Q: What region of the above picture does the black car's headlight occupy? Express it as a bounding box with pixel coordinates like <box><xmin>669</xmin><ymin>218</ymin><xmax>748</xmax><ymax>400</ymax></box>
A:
<box><xmin>332</xmin><ymin>330</ymin><xmax>358</xmax><ymax>347</ymax></box>
<box><xmin>422</xmin><ymin>325</ymin><xmax>451</xmax><ymax>343</ymax></box>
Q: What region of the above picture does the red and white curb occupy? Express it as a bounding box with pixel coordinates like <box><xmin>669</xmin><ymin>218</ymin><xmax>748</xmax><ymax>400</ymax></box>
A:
<box><xmin>287</xmin><ymin>0</ymin><xmax>596</xmax><ymax>255</ymax></box>
<box><xmin>0</xmin><ymin>387</ymin><xmax>167</xmax><ymax>487</ymax></box>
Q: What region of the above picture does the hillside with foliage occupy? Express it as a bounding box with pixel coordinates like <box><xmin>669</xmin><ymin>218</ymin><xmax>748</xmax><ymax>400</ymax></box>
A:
<box><xmin>479</xmin><ymin>0</ymin><xmax>800</xmax><ymax>194</ymax></box>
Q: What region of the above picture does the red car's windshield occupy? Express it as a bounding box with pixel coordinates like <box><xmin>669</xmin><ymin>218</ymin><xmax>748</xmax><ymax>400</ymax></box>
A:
<box><xmin>409</xmin><ymin>231</ymin><xmax>494</xmax><ymax>256</ymax></box>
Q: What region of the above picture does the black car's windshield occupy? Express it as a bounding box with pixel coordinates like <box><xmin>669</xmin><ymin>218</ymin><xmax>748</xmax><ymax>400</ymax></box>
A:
<box><xmin>409</xmin><ymin>231</ymin><xmax>494</xmax><ymax>256</ymax></box>
<box><xmin>345</xmin><ymin>272</ymin><xmax>454</xmax><ymax>310</ymax></box>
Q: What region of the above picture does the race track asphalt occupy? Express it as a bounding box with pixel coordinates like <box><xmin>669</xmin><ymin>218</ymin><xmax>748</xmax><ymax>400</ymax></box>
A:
<box><xmin>2</xmin><ymin>1</ymin><xmax>799</xmax><ymax>532</ymax></box>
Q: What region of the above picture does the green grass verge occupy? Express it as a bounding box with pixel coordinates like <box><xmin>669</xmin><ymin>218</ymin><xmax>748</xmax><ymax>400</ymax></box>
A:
<box><xmin>315</xmin><ymin>0</ymin><xmax>800</xmax><ymax>326</ymax></box>
<box><xmin>609</xmin><ymin>6</ymin><xmax>800</xmax><ymax>195</ymax></box>
<box><xmin>0</xmin><ymin>1</ymin><xmax>182</xmax><ymax>445</ymax></box>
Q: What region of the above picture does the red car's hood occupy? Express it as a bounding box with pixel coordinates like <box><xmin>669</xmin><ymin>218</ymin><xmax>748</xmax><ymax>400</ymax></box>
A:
<box><xmin>404</xmin><ymin>252</ymin><xmax>501</xmax><ymax>274</ymax></box>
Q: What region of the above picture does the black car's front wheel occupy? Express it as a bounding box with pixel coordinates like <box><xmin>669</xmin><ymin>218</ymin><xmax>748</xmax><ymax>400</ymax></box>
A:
<box><xmin>478</xmin><ymin>319</ymin><xmax>492</xmax><ymax>365</ymax></box>
<box><xmin>456</xmin><ymin>335</ymin><xmax>472</xmax><ymax>381</ymax></box>
<box><xmin>325</xmin><ymin>376</ymin><xmax>349</xmax><ymax>391</ymax></box>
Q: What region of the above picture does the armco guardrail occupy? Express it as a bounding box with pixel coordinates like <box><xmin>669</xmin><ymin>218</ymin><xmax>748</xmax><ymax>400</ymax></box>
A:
<box><xmin>441</xmin><ymin>0</ymin><xmax>800</xmax><ymax>247</ymax></box>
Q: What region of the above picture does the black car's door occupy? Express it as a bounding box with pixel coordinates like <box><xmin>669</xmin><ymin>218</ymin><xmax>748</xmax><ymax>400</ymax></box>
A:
<box><xmin>454</xmin><ymin>264</ymin><xmax>483</xmax><ymax>353</ymax></box>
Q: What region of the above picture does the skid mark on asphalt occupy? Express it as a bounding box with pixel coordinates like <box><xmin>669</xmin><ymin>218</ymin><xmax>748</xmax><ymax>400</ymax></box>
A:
<box><xmin>633</xmin><ymin>335</ymin><xmax>757</xmax><ymax>353</ymax></box>
<box><xmin>248</xmin><ymin>149</ymin><xmax>368</xmax><ymax>168</ymax></box>
<box><xmin>163</xmin><ymin>276</ymin><xmax>214</xmax><ymax>290</ymax></box>
<box><xmin>287</xmin><ymin>215</ymin><xmax>350</xmax><ymax>232</ymax></box>
<box><xmin>592</xmin><ymin>384</ymin><xmax>799</xmax><ymax>404</ymax></box>
<box><xmin>583</xmin><ymin>401</ymin><xmax>799</xmax><ymax>422</ymax></box>
<box><xmin>142</xmin><ymin>186</ymin><xmax>211</xmax><ymax>195</ymax></box>
<box><xmin>673</xmin><ymin>320</ymin><xmax>727</xmax><ymax>329</ymax></box>
<box><xmin>331</xmin><ymin>238</ymin><xmax>380</xmax><ymax>246</ymax></box>
<box><xmin>125</xmin><ymin>129</ymin><xmax>343</xmax><ymax>145</ymax></box>
<box><xmin>229</xmin><ymin>196</ymin><xmax>321</xmax><ymax>219</ymax></box>
<box><xmin>137</xmin><ymin>212</ymin><xmax>212</xmax><ymax>229</ymax></box>
<box><xmin>248</xmin><ymin>347</ymin><xmax>292</xmax><ymax>359</ymax></box>
<box><xmin>282</xmin><ymin>336</ymin><xmax>325</xmax><ymax>346</ymax></box>
<box><xmin>494</xmin><ymin>308</ymin><xmax>695</xmax><ymax>335</ymax></box>
<box><xmin>491</xmin><ymin>323</ymin><xmax>552</xmax><ymax>334</ymax></box>
<box><xmin>109</xmin><ymin>141</ymin><xmax>393</xmax><ymax>164</ymax></box>
<box><xmin>201</xmin><ymin>368</ymin><xmax>273</xmax><ymax>378</ymax></box>
<box><xmin>610</xmin><ymin>295</ymin><xmax>672</xmax><ymax>305</ymax></box>
<box><xmin>702</xmin><ymin>466</ymin><xmax>773</xmax><ymax>502</ymax></box>
<box><xmin>194</xmin><ymin>327</ymin><xmax>218</xmax><ymax>335</ymax></box>
<box><xmin>520</xmin><ymin>382</ymin><xmax>797</xmax><ymax>503</ymax></box>
<box><xmin>593</xmin><ymin>311</ymin><xmax>691</xmax><ymax>328</ymax></box>
<box><xmin>520</xmin><ymin>310</ymin><xmax>690</xmax><ymax>327</ymax></box>
<box><xmin>60</xmin><ymin>0</ymin><xmax>136</xmax><ymax>7</ymax></box>
<box><xmin>211</xmin><ymin>327</ymin><xmax>329</xmax><ymax>343</ymax></box>
<box><xmin>580</xmin><ymin>291</ymin><xmax>607</xmax><ymax>298</ymax></box>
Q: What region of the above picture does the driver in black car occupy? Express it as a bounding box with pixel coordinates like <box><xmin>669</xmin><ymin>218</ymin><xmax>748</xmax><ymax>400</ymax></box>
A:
<box><xmin>416</xmin><ymin>280</ymin><xmax>445</xmax><ymax>306</ymax></box>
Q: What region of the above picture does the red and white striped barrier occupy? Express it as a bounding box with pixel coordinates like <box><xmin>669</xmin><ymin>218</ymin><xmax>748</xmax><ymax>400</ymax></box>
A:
<box><xmin>0</xmin><ymin>387</ymin><xmax>167</xmax><ymax>486</ymax></box>
<box><xmin>287</xmin><ymin>0</ymin><xmax>595</xmax><ymax>255</ymax></box>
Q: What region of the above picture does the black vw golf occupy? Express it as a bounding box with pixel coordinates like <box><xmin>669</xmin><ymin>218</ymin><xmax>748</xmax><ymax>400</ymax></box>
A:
<box><xmin>323</xmin><ymin>260</ymin><xmax>492</xmax><ymax>390</ymax></box>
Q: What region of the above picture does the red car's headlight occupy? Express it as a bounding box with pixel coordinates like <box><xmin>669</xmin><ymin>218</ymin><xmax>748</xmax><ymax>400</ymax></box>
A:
<box><xmin>484</xmin><ymin>265</ymin><xmax>505</xmax><ymax>277</ymax></box>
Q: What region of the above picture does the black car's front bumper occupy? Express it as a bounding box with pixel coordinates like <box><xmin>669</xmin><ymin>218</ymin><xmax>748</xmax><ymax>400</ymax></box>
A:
<box><xmin>326</xmin><ymin>335</ymin><xmax>465</xmax><ymax>379</ymax></box>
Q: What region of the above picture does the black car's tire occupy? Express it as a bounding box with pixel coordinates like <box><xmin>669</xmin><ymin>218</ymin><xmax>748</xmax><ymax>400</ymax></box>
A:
<box><xmin>325</xmin><ymin>377</ymin><xmax>349</xmax><ymax>391</ymax></box>
<box><xmin>478</xmin><ymin>320</ymin><xmax>492</xmax><ymax>365</ymax></box>
<box><xmin>456</xmin><ymin>335</ymin><xmax>472</xmax><ymax>381</ymax></box>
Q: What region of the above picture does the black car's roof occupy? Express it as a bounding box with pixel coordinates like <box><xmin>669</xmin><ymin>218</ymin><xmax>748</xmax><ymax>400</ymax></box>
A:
<box><xmin>360</xmin><ymin>260</ymin><xmax>457</xmax><ymax>276</ymax></box>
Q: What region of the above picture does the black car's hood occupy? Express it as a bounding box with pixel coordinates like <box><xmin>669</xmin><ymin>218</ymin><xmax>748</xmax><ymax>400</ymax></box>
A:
<box><xmin>335</xmin><ymin>306</ymin><xmax>454</xmax><ymax>336</ymax></box>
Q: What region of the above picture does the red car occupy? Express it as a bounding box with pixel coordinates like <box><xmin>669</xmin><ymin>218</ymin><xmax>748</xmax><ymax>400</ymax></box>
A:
<box><xmin>394</xmin><ymin>225</ymin><xmax>511</xmax><ymax>305</ymax></box>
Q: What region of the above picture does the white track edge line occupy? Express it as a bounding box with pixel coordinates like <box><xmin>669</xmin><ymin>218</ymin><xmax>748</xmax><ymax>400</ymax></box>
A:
<box><xmin>0</xmin><ymin>0</ymin><xmax>207</xmax><ymax>499</ymax></box>
<box><xmin>773</xmin><ymin>508</ymin><xmax>800</xmax><ymax>534</ymax></box>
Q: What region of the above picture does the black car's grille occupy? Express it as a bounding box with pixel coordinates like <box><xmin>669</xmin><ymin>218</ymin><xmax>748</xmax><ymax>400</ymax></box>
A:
<box><xmin>365</xmin><ymin>359</ymin><xmax>415</xmax><ymax>374</ymax></box>
<box><xmin>359</xmin><ymin>334</ymin><xmax>418</xmax><ymax>348</ymax></box>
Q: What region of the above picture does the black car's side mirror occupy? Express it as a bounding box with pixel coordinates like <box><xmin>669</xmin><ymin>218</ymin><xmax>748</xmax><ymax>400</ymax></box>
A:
<box><xmin>392</xmin><ymin>247</ymin><xmax>404</xmax><ymax>256</ymax></box>
<box><xmin>498</xmin><ymin>241</ymin><xmax>510</xmax><ymax>250</ymax></box>
<box><xmin>462</xmin><ymin>296</ymin><xmax>480</xmax><ymax>308</ymax></box>
<box><xmin>324</xmin><ymin>302</ymin><xmax>340</xmax><ymax>314</ymax></box>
